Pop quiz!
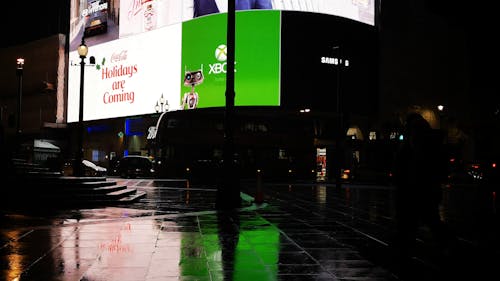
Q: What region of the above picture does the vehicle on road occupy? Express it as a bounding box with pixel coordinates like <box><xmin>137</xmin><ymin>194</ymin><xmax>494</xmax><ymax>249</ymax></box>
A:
<box><xmin>447</xmin><ymin>160</ymin><xmax>484</xmax><ymax>184</ymax></box>
<box><xmin>112</xmin><ymin>155</ymin><xmax>155</xmax><ymax>178</ymax></box>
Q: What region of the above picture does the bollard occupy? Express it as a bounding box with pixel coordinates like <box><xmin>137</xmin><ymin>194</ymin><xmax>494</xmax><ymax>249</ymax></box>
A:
<box><xmin>186</xmin><ymin>167</ymin><xmax>190</xmax><ymax>189</ymax></box>
<box><xmin>255</xmin><ymin>169</ymin><xmax>264</xmax><ymax>204</ymax></box>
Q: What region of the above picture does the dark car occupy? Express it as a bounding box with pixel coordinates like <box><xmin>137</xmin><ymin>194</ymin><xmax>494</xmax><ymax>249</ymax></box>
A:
<box><xmin>447</xmin><ymin>160</ymin><xmax>484</xmax><ymax>184</ymax></box>
<box><xmin>113</xmin><ymin>155</ymin><xmax>155</xmax><ymax>178</ymax></box>
<box><xmin>83</xmin><ymin>0</ymin><xmax>108</xmax><ymax>37</ymax></box>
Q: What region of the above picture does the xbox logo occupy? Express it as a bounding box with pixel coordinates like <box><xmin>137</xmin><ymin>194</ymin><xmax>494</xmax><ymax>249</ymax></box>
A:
<box><xmin>209</xmin><ymin>44</ymin><xmax>237</xmax><ymax>75</ymax></box>
<box><xmin>215</xmin><ymin>44</ymin><xmax>227</xmax><ymax>62</ymax></box>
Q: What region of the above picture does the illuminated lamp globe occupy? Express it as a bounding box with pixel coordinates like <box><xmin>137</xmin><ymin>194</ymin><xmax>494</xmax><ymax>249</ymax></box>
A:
<box><xmin>78</xmin><ymin>40</ymin><xmax>88</xmax><ymax>58</ymax></box>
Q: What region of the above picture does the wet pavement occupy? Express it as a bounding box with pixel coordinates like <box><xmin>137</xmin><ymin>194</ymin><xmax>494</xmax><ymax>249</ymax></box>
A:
<box><xmin>1</xmin><ymin>178</ymin><xmax>499</xmax><ymax>281</ymax></box>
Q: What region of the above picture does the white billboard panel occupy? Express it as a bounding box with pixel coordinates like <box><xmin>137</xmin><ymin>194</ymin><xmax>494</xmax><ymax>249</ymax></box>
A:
<box><xmin>68</xmin><ymin>23</ymin><xmax>182</xmax><ymax>122</ymax></box>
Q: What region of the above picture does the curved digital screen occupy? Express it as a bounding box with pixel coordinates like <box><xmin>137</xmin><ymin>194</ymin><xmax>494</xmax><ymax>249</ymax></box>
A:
<box><xmin>67</xmin><ymin>0</ymin><xmax>376</xmax><ymax>122</ymax></box>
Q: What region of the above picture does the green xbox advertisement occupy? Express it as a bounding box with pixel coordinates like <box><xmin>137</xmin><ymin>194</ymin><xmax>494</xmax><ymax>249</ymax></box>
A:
<box><xmin>181</xmin><ymin>10</ymin><xmax>281</xmax><ymax>110</ymax></box>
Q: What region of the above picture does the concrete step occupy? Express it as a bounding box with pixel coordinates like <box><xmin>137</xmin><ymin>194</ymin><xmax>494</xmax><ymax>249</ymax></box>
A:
<box><xmin>92</xmin><ymin>184</ymin><xmax>128</xmax><ymax>193</ymax></box>
<box><xmin>105</xmin><ymin>187</ymin><xmax>138</xmax><ymax>198</ymax></box>
<box><xmin>25</xmin><ymin>171</ymin><xmax>63</xmax><ymax>177</ymax></box>
<box><xmin>5</xmin><ymin>158</ymin><xmax>146</xmax><ymax>207</ymax></box>
<box><xmin>32</xmin><ymin>179</ymin><xmax>122</xmax><ymax>189</ymax></box>
<box><xmin>6</xmin><ymin>175</ymin><xmax>147</xmax><ymax>208</ymax></box>
<box><xmin>118</xmin><ymin>190</ymin><xmax>147</xmax><ymax>203</ymax></box>
<box><xmin>60</xmin><ymin>188</ymin><xmax>146</xmax><ymax>204</ymax></box>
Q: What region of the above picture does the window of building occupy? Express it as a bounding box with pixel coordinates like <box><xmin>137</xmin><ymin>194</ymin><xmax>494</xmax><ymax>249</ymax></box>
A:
<box><xmin>369</xmin><ymin>131</ymin><xmax>377</xmax><ymax>140</ymax></box>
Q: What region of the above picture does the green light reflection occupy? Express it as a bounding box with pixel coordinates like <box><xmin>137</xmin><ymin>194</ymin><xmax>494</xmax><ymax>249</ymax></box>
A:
<box><xmin>180</xmin><ymin>214</ymin><xmax>280</xmax><ymax>280</ymax></box>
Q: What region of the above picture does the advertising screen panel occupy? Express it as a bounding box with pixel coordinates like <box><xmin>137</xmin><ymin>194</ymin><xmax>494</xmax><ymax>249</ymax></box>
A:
<box><xmin>68</xmin><ymin>0</ymin><xmax>376</xmax><ymax>122</ymax></box>
<box><xmin>68</xmin><ymin>24</ymin><xmax>182</xmax><ymax>122</ymax></box>
<box><xmin>181</xmin><ymin>11</ymin><xmax>280</xmax><ymax>109</ymax></box>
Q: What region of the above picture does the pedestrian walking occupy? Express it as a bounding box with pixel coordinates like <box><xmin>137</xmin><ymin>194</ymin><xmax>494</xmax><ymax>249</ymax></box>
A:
<box><xmin>391</xmin><ymin>112</ymin><xmax>451</xmax><ymax>275</ymax></box>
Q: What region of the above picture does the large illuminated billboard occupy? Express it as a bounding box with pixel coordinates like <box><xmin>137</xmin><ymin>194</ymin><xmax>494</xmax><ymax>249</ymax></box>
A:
<box><xmin>181</xmin><ymin>11</ymin><xmax>281</xmax><ymax>109</ymax></box>
<box><xmin>68</xmin><ymin>0</ymin><xmax>376</xmax><ymax>122</ymax></box>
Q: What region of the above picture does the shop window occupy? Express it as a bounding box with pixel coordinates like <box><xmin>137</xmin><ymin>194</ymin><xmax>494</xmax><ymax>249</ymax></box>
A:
<box><xmin>278</xmin><ymin>149</ymin><xmax>288</xmax><ymax>160</ymax></box>
<box><xmin>92</xmin><ymin>150</ymin><xmax>106</xmax><ymax>162</ymax></box>
<box><xmin>390</xmin><ymin>131</ymin><xmax>398</xmax><ymax>140</ymax></box>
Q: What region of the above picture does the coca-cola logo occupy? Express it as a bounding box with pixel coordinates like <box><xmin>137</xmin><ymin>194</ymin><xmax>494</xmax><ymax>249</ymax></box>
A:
<box><xmin>127</xmin><ymin>0</ymin><xmax>142</xmax><ymax>19</ymax></box>
<box><xmin>111</xmin><ymin>51</ymin><xmax>128</xmax><ymax>63</ymax></box>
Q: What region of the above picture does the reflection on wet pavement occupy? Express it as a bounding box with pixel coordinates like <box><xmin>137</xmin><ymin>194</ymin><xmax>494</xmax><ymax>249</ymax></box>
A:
<box><xmin>1</xmin><ymin>179</ymin><xmax>498</xmax><ymax>280</ymax></box>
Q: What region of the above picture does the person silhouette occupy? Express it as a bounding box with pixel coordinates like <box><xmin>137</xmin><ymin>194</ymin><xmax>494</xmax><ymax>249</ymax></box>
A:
<box><xmin>391</xmin><ymin>112</ymin><xmax>451</xmax><ymax>274</ymax></box>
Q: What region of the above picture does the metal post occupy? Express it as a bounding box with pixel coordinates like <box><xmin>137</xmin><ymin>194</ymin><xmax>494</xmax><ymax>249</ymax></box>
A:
<box><xmin>16</xmin><ymin>58</ymin><xmax>24</xmax><ymax>156</ymax></box>
<box><xmin>216</xmin><ymin>0</ymin><xmax>241</xmax><ymax>209</ymax></box>
<box><xmin>334</xmin><ymin>46</ymin><xmax>342</xmax><ymax>188</ymax></box>
<box><xmin>75</xmin><ymin>38</ymin><xmax>88</xmax><ymax>177</ymax></box>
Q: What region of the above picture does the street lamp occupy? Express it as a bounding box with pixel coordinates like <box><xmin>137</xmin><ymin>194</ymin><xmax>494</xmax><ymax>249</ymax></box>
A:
<box><xmin>16</xmin><ymin>58</ymin><xmax>24</xmax><ymax>154</ymax></box>
<box><xmin>333</xmin><ymin>46</ymin><xmax>341</xmax><ymax>117</ymax></box>
<box><xmin>74</xmin><ymin>38</ymin><xmax>88</xmax><ymax>177</ymax></box>
<box><xmin>332</xmin><ymin>46</ymin><xmax>343</xmax><ymax>188</ymax></box>
<box><xmin>155</xmin><ymin>94</ymin><xmax>169</xmax><ymax>113</ymax></box>
<box><xmin>437</xmin><ymin>104</ymin><xmax>446</xmax><ymax>131</ymax></box>
<box><xmin>216</xmin><ymin>0</ymin><xmax>240</xmax><ymax>210</ymax></box>
<box><xmin>159</xmin><ymin>94</ymin><xmax>165</xmax><ymax>112</ymax></box>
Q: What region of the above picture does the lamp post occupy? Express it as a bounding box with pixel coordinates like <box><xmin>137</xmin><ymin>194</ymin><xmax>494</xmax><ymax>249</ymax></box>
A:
<box><xmin>155</xmin><ymin>94</ymin><xmax>169</xmax><ymax>113</ymax></box>
<box><xmin>159</xmin><ymin>94</ymin><xmax>165</xmax><ymax>112</ymax></box>
<box><xmin>16</xmin><ymin>58</ymin><xmax>24</xmax><ymax>155</ymax></box>
<box><xmin>216</xmin><ymin>0</ymin><xmax>240</xmax><ymax>209</ymax></box>
<box><xmin>332</xmin><ymin>46</ymin><xmax>343</xmax><ymax>188</ymax></box>
<box><xmin>437</xmin><ymin>105</ymin><xmax>445</xmax><ymax>129</ymax></box>
<box><xmin>437</xmin><ymin>105</ymin><xmax>447</xmax><ymax>146</ymax></box>
<box><xmin>75</xmin><ymin>38</ymin><xmax>88</xmax><ymax>177</ymax></box>
<box><xmin>333</xmin><ymin>46</ymin><xmax>341</xmax><ymax>118</ymax></box>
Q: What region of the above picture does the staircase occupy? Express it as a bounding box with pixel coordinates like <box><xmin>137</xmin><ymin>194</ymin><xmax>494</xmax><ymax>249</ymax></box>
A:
<box><xmin>5</xmin><ymin>159</ymin><xmax>146</xmax><ymax>208</ymax></box>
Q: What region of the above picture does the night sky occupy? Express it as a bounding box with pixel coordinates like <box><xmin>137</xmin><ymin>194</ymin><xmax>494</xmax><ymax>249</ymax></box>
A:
<box><xmin>1</xmin><ymin>1</ymin><xmax>69</xmax><ymax>48</ymax></box>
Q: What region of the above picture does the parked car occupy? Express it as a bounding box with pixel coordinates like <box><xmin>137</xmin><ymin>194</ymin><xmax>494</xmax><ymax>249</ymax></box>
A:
<box><xmin>447</xmin><ymin>160</ymin><xmax>483</xmax><ymax>184</ymax></box>
<box><xmin>112</xmin><ymin>155</ymin><xmax>155</xmax><ymax>178</ymax></box>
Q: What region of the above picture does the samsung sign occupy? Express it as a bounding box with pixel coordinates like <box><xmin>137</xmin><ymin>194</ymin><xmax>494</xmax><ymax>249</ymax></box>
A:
<box><xmin>321</xmin><ymin>56</ymin><xmax>349</xmax><ymax>66</ymax></box>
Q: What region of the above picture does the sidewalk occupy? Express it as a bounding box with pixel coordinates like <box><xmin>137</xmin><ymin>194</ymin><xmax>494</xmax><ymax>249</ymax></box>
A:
<box><xmin>1</xmin><ymin>179</ymin><xmax>498</xmax><ymax>280</ymax></box>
